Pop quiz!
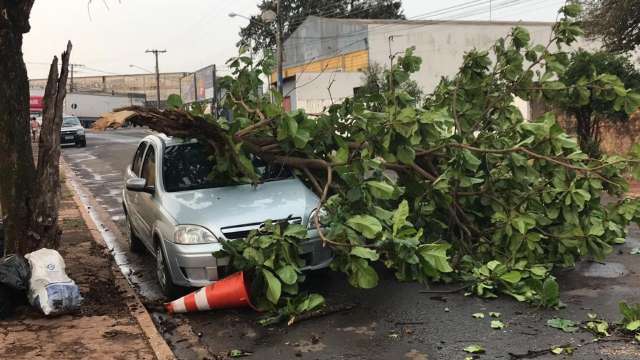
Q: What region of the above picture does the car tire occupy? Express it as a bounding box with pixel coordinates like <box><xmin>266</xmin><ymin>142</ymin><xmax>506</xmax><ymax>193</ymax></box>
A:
<box><xmin>77</xmin><ymin>139</ymin><xmax>86</xmax><ymax>147</ymax></box>
<box><xmin>156</xmin><ymin>243</ymin><xmax>180</xmax><ymax>299</ymax></box>
<box><xmin>125</xmin><ymin>214</ymin><xmax>145</xmax><ymax>254</ymax></box>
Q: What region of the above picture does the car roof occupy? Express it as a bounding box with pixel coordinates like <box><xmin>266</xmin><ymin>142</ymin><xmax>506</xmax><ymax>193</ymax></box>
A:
<box><xmin>143</xmin><ymin>133</ymin><xmax>198</xmax><ymax>147</ymax></box>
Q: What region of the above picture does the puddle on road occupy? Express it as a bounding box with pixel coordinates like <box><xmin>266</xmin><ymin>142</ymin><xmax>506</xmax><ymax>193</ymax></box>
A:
<box><xmin>576</xmin><ymin>262</ymin><xmax>627</xmax><ymax>278</ymax></box>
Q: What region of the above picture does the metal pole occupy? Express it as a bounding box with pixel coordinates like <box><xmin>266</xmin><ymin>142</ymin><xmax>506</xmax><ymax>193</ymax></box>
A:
<box><xmin>212</xmin><ymin>65</ymin><xmax>218</xmax><ymax>116</ymax></box>
<box><xmin>193</xmin><ymin>72</ymin><xmax>198</xmax><ymax>102</ymax></box>
<box><xmin>276</xmin><ymin>0</ymin><xmax>284</xmax><ymax>94</ymax></box>
<box><xmin>146</xmin><ymin>49</ymin><xmax>166</xmax><ymax>109</ymax></box>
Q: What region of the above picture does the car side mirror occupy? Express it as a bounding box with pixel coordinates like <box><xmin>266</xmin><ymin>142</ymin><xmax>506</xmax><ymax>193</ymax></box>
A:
<box><xmin>126</xmin><ymin>178</ymin><xmax>154</xmax><ymax>194</ymax></box>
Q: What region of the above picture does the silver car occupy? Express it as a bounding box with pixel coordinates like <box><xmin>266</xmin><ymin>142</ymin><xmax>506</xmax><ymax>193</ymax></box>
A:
<box><xmin>122</xmin><ymin>134</ymin><xmax>332</xmax><ymax>296</ymax></box>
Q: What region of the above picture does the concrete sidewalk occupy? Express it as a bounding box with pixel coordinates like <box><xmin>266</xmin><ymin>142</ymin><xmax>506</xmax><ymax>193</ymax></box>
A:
<box><xmin>0</xmin><ymin>169</ymin><xmax>167</xmax><ymax>359</ymax></box>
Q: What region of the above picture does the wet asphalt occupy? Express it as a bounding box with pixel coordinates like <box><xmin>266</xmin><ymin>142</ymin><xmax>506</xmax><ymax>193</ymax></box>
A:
<box><xmin>63</xmin><ymin>128</ymin><xmax>640</xmax><ymax>360</ymax></box>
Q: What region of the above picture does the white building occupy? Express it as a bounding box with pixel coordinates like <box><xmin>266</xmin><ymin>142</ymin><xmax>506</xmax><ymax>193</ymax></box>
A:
<box><xmin>277</xmin><ymin>16</ymin><xmax>599</xmax><ymax>117</ymax></box>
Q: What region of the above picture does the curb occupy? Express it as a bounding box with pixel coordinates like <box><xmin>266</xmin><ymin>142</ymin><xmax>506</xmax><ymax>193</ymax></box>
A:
<box><xmin>61</xmin><ymin>159</ymin><xmax>176</xmax><ymax>360</ymax></box>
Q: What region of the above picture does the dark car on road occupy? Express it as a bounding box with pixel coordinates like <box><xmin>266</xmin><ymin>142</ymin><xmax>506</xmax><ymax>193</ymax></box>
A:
<box><xmin>61</xmin><ymin>116</ymin><xmax>86</xmax><ymax>147</ymax></box>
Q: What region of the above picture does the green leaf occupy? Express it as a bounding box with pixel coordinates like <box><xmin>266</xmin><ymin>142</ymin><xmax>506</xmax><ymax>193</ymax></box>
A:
<box><xmin>393</xmin><ymin>200</ymin><xmax>409</xmax><ymax>237</ymax></box>
<box><xmin>489</xmin><ymin>312</ymin><xmax>501</xmax><ymax>318</ymax></box>
<box><xmin>350</xmin><ymin>246</ymin><xmax>380</xmax><ymax>261</ymax></box>
<box><xmin>243</xmin><ymin>247</ymin><xmax>264</xmax><ymax>265</ymax></box>
<box><xmin>262</xmin><ymin>269</ymin><xmax>282</xmax><ymax>304</ymax></box>
<box><xmin>276</xmin><ymin>265</ymin><xmax>298</xmax><ymax>285</ymax></box>
<box><xmin>352</xmin><ymin>261</ymin><xmax>379</xmax><ymax>289</ymax></box>
<box><xmin>491</xmin><ymin>320</ymin><xmax>505</xmax><ymax>329</ymax></box>
<box><xmin>547</xmin><ymin>318</ymin><xmax>578</xmax><ymax>333</ymax></box>
<box><xmin>542</xmin><ymin>278</ymin><xmax>560</xmax><ymax>307</ymax></box>
<box><xmin>472</xmin><ymin>312</ymin><xmax>485</xmax><ymax>319</ymax></box>
<box><xmin>283</xmin><ymin>224</ymin><xmax>308</xmax><ymax>239</ymax></box>
<box><xmin>306</xmin><ymin>293</ymin><xmax>325</xmax><ymax>312</ymax></box>
<box><xmin>626</xmin><ymin>320</ymin><xmax>640</xmax><ymax>331</ymax></box>
<box><xmin>462</xmin><ymin>150</ymin><xmax>482</xmax><ymax>171</ymax></box>
<box><xmin>500</xmin><ymin>271</ymin><xmax>522</xmax><ymax>284</ymax></box>
<box><xmin>512</xmin><ymin>26</ymin><xmax>530</xmax><ymax>48</ymax></box>
<box><xmin>366</xmin><ymin>181</ymin><xmax>395</xmax><ymax>200</ymax></box>
<box><xmin>551</xmin><ymin>347</ymin><xmax>563</xmax><ymax>355</ymax></box>
<box><xmin>347</xmin><ymin>215</ymin><xmax>383</xmax><ymax>239</ymax></box>
<box><xmin>463</xmin><ymin>344</ymin><xmax>485</xmax><ymax>354</ymax></box>
<box><xmin>418</xmin><ymin>243</ymin><xmax>453</xmax><ymax>273</ymax></box>
<box><xmin>166</xmin><ymin>94</ymin><xmax>183</xmax><ymax>109</ymax></box>
<box><xmin>397</xmin><ymin>145</ymin><xmax>416</xmax><ymax>165</ymax></box>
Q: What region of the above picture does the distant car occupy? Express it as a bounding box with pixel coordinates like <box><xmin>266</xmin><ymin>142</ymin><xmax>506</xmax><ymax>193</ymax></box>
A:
<box><xmin>61</xmin><ymin>116</ymin><xmax>86</xmax><ymax>147</ymax></box>
<box><xmin>122</xmin><ymin>134</ymin><xmax>332</xmax><ymax>297</ymax></box>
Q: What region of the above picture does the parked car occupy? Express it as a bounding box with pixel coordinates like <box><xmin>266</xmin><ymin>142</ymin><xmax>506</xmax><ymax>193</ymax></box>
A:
<box><xmin>61</xmin><ymin>116</ymin><xmax>86</xmax><ymax>147</ymax></box>
<box><xmin>122</xmin><ymin>134</ymin><xmax>332</xmax><ymax>297</ymax></box>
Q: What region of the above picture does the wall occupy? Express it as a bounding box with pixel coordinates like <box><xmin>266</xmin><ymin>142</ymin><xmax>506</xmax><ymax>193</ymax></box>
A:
<box><xmin>284</xmin><ymin>16</ymin><xmax>369</xmax><ymax>69</ymax></box>
<box><xmin>366</xmin><ymin>21</ymin><xmax>599</xmax><ymax>93</ymax></box>
<box><xmin>292</xmin><ymin>72</ymin><xmax>364</xmax><ymax>113</ymax></box>
<box><xmin>29</xmin><ymin>72</ymin><xmax>187</xmax><ymax>101</ymax></box>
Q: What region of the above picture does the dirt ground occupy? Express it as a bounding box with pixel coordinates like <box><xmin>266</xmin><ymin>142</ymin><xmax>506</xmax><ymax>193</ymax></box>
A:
<box><xmin>0</xmin><ymin>181</ymin><xmax>156</xmax><ymax>360</ymax></box>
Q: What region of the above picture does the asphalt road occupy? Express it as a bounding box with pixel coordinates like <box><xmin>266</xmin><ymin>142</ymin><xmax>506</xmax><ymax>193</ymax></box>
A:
<box><xmin>63</xmin><ymin>128</ymin><xmax>640</xmax><ymax>360</ymax></box>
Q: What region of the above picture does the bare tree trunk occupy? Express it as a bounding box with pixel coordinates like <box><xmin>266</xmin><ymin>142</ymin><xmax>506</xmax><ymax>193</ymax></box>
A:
<box><xmin>0</xmin><ymin>0</ymin><xmax>38</xmax><ymax>255</ymax></box>
<box><xmin>31</xmin><ymin>42</ymin><xmax>72</xmax><ymax>250</ymax></box>
<box><xmin>0</xmin><ymin>0</ymin><xmax>72</xmax><ymax>255</ymax></box>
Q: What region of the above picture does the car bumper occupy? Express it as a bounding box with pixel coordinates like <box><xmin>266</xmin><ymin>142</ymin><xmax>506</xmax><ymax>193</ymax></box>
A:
<box><xmin>60</xmin><ymin>132</ymin><xmax>85</xmax><ymax>145</ymax></box>
<box><xmin>164</xmin><ymin>230</ymin><xmax>333</xmax><ymax>288</ymax></box>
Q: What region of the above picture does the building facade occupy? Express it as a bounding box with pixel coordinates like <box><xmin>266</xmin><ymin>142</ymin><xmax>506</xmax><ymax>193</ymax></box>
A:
<box><xmin>278</xmin><ymin>16</ymin><xmax>599</xmax><ymax>116</ymax></box>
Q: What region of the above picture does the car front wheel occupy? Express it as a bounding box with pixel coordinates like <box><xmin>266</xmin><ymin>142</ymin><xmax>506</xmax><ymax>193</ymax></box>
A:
<box><xmin>156</xmin><ymin>243</ymin><xmax>180</xmax><ymax>299</ymax></box>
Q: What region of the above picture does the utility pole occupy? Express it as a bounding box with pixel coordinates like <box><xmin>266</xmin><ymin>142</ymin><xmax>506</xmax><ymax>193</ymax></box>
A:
<box><xmin>145</xmin><ymin>49</ymin><xmax>167</xmax><ymax>108</ymax></box>
<box><xmin>69</xmin><ymin>64</ymin><xmax>84</xmax><ymax>92</ymax></box>
<box><xmin>276</xmin><ymin>0</ymin><xmax>284</xmax><ymax>94</ymax></box>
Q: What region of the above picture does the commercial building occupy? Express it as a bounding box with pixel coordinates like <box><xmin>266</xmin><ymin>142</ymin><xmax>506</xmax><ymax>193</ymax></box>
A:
<box><xmin>277</xmin><ymin>16</ymin><xmax>598</xmax><ymax>117</ymax></box>
<box><xmin>29</xmin><ymin>72</ymin><xmax>188</xmax><ymax>105</ymax></box>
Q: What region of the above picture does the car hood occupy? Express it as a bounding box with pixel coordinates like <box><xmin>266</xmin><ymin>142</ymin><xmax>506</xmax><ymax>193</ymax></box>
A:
<box><xmin>161</xmin><ymin>178</ymin><xmax>318</xmax><ymax>235</ymax></box>
<box><xmin>61</xmin><ymin>125</ymin><xmax>83</xmax><ymax>132</ymax></box>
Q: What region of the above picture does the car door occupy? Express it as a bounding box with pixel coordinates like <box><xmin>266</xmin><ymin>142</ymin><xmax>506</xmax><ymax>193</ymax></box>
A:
<box><xmin>137</xmin><ymin>143</ymin><xmax>158</xmax><ymax>243</ymax></box>
<box><xmin>125</xmin><ymin>141</ymin><xmax>147</xmax><ymax>240</ymax></box>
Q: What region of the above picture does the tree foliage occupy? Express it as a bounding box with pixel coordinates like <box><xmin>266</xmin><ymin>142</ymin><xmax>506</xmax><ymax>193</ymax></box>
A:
<box><xmin>358</xmin><ymin>62</ymin><xmax>424</xmax><ymax>106</ymax></box>
<box><xmin>582</xmin><ymin>0</ymin><xmax>640</xmax><ymax>53</ymax></box>
<box><xmin>557</xmin><ymin>50</ymin><xmax>640</xmax><ymax>156</ymax></box>
<box><xmin>239</xmin><ymin>0</ymin><xmax>404</xmax><ymax>53</ymax></box>
<box><xmin>99</xmin><ymin>4</ymin><xmax>640</xmax><ymax>323</ymax></box>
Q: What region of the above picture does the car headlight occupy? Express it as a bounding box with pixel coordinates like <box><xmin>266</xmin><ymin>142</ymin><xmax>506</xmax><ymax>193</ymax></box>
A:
<box><xmin>174</xmin><ymin>225</ymin><xmax>218</xmax><ymax>244</ymax></box>
<box><xmin>76</xmin><ymin>128</ymin><xmax>85</xmax><ymax>135</ymax></box>
<box><xmin>308</xmin><ymin>208</ymin><xmax>328</xmax><ymax>229</ymax></box>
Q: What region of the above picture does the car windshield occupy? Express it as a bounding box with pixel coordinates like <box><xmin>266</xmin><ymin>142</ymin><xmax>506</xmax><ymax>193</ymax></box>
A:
<box><xmin>62</xmin><ymin>117</ymin><xmax>81</xmax><ymax>127</ymax></box>
<box><xmin>162</xmin><ymin>142</ymin><xmax>292</xmax><ymax>192</ymax></box>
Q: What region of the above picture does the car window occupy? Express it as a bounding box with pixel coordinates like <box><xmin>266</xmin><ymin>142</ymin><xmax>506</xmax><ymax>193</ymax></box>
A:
<box><xmin>62</xmin><ymin>116</ymin><xmax>81</xmax><ymax>127</ymax></box>
<box><xmin>131</xmin><ymin>142</ymin><xmax>147</xmax><ymax>175</ymax></box>
<box><xmin>162</xmin><ymin>142</ymin><xmax>292</xmax><ymax>192</ymax></box>
<box><xmin>140</xmin><ymin>145</ymin><xmax>156</xmax><ymax>188</ymax></box>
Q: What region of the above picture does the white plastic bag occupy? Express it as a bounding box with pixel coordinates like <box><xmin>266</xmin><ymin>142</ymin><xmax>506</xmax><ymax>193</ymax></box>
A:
<box><xmin>25</xmin><ymin>248</ymin><xmax>82</xmax><ymax>315</ymax></box>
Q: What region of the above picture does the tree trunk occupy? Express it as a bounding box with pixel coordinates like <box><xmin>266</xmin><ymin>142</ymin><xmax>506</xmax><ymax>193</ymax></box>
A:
<box><xmin>0</xmin><ymin>0</ymin><xmax>38</xmax><ymax>255</ymax></box>
<box><xmin>31</xmin><ymin>41</ymin><xmax>72</xmax><ymax>250</ymax></box>
<box><xmin>0</xmin><ymin>0</ymin><xmax>72</xmax><ymax>255</ymax></box>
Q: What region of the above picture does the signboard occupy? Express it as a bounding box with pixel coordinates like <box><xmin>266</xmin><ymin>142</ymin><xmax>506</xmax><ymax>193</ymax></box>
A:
<box><xmin>195</xmin><ymin>66</ymin><xmax>215</xmax><ymax>101</ymax></box>
<box><xmin>29</xmin><ymin>96</ymin><xmax>44</xmax><ymax>110</ymax></box>
<box><xmin>180</xmin><ymin>74</ymin><xmax>196</xmax><ymax>103</ymax></box>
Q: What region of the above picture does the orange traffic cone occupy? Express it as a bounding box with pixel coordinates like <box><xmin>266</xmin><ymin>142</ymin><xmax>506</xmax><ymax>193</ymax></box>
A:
<box><xmin>164</xmin><ymin>271</ymin><xmax>254</xmax><ymax>314</ymax></box>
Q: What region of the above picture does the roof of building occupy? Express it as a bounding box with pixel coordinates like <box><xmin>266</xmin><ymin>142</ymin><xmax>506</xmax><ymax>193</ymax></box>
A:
<box><xmin>303</xmin><ymin>15</ymin><xmax>554</xmax><ymax>27</ymax></box>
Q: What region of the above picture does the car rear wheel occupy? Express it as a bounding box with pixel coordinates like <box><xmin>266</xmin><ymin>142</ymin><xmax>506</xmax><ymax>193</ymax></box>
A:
<box><xmin>125</xmin><ymin>214</ymin><xmax>145</xmax><ymax>253</ymax></box>
<box><xmin>156</xmin><ymin>243</ymin><xmax>180</xmax><ymax>299</ymax></box>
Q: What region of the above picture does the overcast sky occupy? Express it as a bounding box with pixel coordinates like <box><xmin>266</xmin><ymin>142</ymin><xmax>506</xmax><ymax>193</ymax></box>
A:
<box><xmin>24</xmin><ymin>0</ymin><xmax>567</xmax><ymax>79</ymax></box>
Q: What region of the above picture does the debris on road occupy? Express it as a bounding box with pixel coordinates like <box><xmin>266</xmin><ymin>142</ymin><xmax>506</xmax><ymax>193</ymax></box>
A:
<box><xmin>0</xmin><ymin>254</ymin><xmax>31</xmax><ymax>319</ymax></box>
<box><xmin>25</xmin><ymin>248</ymin><xmax>82</xmax><ymax>315</ymax></box>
